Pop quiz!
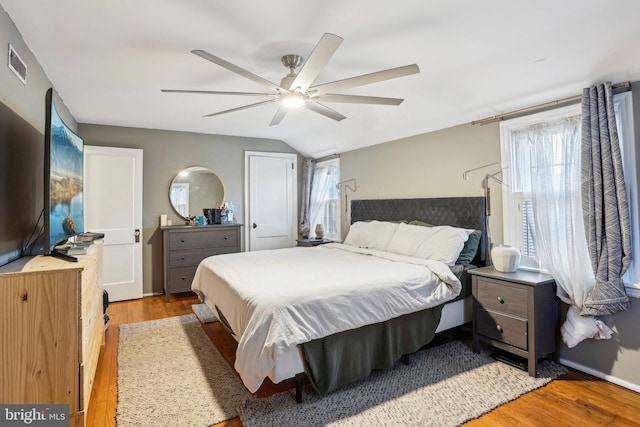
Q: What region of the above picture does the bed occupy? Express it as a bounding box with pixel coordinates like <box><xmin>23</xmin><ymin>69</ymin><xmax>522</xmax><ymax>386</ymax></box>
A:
<box><xmin>191</xmin><ymin>197</ymin><xmax>487</xmax><ymax>400</ymax></box>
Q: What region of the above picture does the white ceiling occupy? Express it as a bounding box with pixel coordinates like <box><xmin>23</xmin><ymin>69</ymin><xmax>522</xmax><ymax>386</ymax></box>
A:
<box><xmin>2</xmin><ymin>0</ymin><xmax>640</xmax><ymax>158</ymax></box>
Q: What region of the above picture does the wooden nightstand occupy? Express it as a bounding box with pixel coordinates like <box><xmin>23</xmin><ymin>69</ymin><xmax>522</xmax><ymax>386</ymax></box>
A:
<box><xmin>469</xmin><ymin>266</ymin><xmax>558</xmax><ymax>377</ymax></box>
<box><xmin>296</xmin><ymin>238</ymin><xmax>332</xmax><ymax>247</ymax></box>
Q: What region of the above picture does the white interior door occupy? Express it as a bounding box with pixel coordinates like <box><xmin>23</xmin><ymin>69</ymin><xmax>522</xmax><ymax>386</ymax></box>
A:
<box><xmin>84</xmin><ymin>146</ymin><xmax>143</xmax><ymax>301</ymax></box>
<box><xmin>245</xmin><ymin>151</ymin><xmax>297</xmax><ymax>251</ymax></box>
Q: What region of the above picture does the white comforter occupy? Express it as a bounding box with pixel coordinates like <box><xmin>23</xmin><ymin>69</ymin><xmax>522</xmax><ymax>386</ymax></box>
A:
<box><xmin>191</xmin><ymin>243</ymin><xmax>462</xmax><ymax>392</ymax></box>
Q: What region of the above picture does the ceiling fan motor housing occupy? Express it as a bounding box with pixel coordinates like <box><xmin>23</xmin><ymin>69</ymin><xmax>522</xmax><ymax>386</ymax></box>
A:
<box><xmin>281</xmin><ymin>54</ymin><xmax>304</xmax><ymax>71</ymax></box>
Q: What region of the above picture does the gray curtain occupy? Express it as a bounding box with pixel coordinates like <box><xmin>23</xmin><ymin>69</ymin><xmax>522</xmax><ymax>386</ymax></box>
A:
<box><xmin>581</xmin><ymin>82</ymin><xmax>632</xmax><ymax>316</ymax></box>
<box><xmin>299</xmin><ymin>158</ymin><xmax>315</xmax><ymax>238</ymax></box>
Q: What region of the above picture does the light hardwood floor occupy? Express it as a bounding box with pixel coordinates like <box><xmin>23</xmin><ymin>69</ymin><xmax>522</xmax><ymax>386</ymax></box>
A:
<box><xmin>87</xmin><ymin>293</ymin><xmax>640</xmax><ymax>427</ymax></box>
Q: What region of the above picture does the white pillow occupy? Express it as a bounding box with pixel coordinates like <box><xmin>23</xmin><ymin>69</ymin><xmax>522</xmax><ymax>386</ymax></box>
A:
<box><xmin>343</xmin><ymin>221</ymin><xmax>398</xmax><ymax>251</ymax></box>
<box><xmin>413</xmin><ymin>226</ymin><xmax>472</xmax><ymax>265</ymax></box>
<box><xmin>386</xmin><ymin>223</ymin><xmax>437</xmax><ymax>257</ymax></box>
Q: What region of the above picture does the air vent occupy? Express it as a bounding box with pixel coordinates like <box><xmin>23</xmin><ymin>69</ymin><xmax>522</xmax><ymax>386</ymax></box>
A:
<box><xmin>8</xmin><ymin>44</ymin><xmax>27</xmax><ymax>84</ymax></box>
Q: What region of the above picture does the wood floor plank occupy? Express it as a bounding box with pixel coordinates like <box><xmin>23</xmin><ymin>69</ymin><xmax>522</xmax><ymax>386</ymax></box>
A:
<box><xmin>86</xmin><ymin>294</ymin><xmax>640</xmax><ymax>427</ymax></box>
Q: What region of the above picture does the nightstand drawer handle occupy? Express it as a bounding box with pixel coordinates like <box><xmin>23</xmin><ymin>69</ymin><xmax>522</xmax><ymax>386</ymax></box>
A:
<box><xmin>496</xmin><ymin>325</ymin><xmax>503</xmax><ymax>333</ymax></box>
<box><xmin>497</xmin><ymin>296</ymin><xmax>505</xmax><ymax>304</ymax></box>
<box><xmin>181</xmin><ymin>276</ymin><xmax>186</xmax><ymax>280</ymax></box>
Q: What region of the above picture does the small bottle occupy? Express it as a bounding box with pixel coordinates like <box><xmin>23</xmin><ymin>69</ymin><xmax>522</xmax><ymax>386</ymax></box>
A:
<box><xmin>227</xmin><ymin>202</ymin><xmax>235</xmax><ymax>223</ymax></box>
<box><xmin>220</xmin><ymin>204</ymin><xmax>227</xmax><ymax>224</ymax></box>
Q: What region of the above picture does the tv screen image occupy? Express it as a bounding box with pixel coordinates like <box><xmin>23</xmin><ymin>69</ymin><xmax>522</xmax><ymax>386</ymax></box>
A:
<box><xmin>44</xmin><ymin>88</ymin><xmax>84</xmax><ymax>255</ymax></box>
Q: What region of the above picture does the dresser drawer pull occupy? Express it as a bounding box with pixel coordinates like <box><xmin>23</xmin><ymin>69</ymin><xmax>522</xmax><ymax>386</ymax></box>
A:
<box><xmin>496</xmin><ymin>325</ymin><xmax>503</xmax><ymax>333</ymax></box>
<box><xmin>181</xmin><ymin>256</ymin><xmax>187</xmax><ymax>260</ymax></box>
<box><xmin>497</xmin><ymin>296</ymin><xmax>504</xmax><ymax>304</ymax></box>
<box><xmin>224</xmin><ymin>236</ymin><xmax>228</xmax><ymax>240</ymax></box>
<box><xmin>181</xmin><ymin>276</ymin><xmax>187</xmax><ymax>280</ymax></box>
<box><xmin>181</xmin><ymin>238</ymin><xmax>186</xmax><ymax>243</ymax></box>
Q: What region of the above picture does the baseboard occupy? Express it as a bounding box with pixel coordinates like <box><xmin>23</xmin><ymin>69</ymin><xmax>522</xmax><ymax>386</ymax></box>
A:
<box><xmin>560</xmin><ymin>357</ymin><xmax>640</xmax><ymax>393</ymax></box>
<box><xmin>143</xmin><ymin>291</ymin><xmax>164</xmax><ymax>297</ymax></box>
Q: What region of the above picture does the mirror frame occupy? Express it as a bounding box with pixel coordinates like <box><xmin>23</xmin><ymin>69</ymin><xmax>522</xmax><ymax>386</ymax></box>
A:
<box><xmin>168</xmin><ymin>166</ymin><xmax>226</xmax><ymax>221</ymax></box>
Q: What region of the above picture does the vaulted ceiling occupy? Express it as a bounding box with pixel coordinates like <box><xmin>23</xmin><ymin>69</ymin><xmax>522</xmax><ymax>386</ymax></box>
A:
<box><xmin>2</xmin><ymin>0</ymin><xmax>640</xmax><ymax>157</ymax></box>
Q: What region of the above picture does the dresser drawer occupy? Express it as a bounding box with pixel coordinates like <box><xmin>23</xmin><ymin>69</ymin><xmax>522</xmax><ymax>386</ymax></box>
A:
<box><xmin>169</xmin><ymin>247</ymin><xmax>237</xmax><ymax>268</ymax></box>
<box><xmin>168</xmin><ymin>266</ymin><xmax>197</xmax><ymax>292</ymax></box>
<box><xmin>476</xmin><ymin>278</ymin><xmax>527</xmax><ymax>318</ymax></box>
<box><xmin>476</xmin><ymin>309</ymin><xmax>528</xmax><ymax>350</ymax></box>
<box><xmin>169</xmin><ymin>228</ymin><xmax>239</xmax><ymax>250</ymax></box>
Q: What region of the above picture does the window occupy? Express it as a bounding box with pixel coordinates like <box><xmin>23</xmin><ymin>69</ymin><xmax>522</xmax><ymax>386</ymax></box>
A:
<box><xmin>500</xmin><ymin>93</ymin><xmax>639</xmax><ymax>296</ymax></box>
<box><xmin>500</xmin><ymin>104</ymin><xmax>581</xmax><ymax>271</ymax></box>
<box><xmin>309</xmin><ymin>158</ymin><xmax>341</xmax><ymax>240</ymax></box>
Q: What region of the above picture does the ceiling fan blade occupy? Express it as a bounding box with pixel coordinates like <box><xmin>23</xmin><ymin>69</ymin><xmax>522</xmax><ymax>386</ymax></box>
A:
<box><xmin>312</xmin><ymin>94</ymin><xmax>404</xmax><ymax>105</ymax></box>
<box><xmin>191</xmin><ymin>50</ymin><xmax>286</xmax><ymax>94</ymax></box>
<box><xmin>309</xmin><ymin>64</ymin><xmax>420</xmax><ymax>96</ymax></box>
<box><xmin>289</xmin><ymin>33</ymin><xmax>343</xmax><ymax>92</ymax></box>
<box><xmin>269</xmin><ymin>106</ymin><xmax>288</xmax><ymax>126</ymax></box>
<box><xmin>304</xmin><ymin>101</ymin><xmax>347</xmax><ymax>122</ymax></box>
<box><xmin>162</xmin><ymin>89</ymin><xmax>277</xmax><ymax>97</ymax></box>
<box><xmin>203</xmin><ymin>99</ymin><xmax>278</xmax><ymax>117</ymax></box>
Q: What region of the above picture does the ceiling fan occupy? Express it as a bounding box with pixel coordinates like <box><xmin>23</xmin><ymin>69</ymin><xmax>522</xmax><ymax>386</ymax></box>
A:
<box><xmin>162</xmin><ymin>33</ymin><xmax>420</xmax><ymax>126</ymax></box>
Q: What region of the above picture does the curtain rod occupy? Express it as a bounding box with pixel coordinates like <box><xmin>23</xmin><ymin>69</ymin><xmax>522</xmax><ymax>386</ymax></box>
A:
<box><xmin>471</xmin><ymin>81</ymin><xmax>632</xmax><ymax>126</ymax></box>
<box><xmin>313</xmin><ymin>153</ymin><xmax>340</xmax><ymax>163</ymax></box>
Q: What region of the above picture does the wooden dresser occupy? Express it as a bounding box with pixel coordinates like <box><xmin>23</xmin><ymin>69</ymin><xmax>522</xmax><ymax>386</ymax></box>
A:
<box><xmin>470</xmin><ymin>266</ymin><xmax>557</xmax><ymax>377</ymax></box>
<box><xmin>0</xmin><ymin>242</ymin><xmax>104</xmax><ymax>427</ymax></box>
<box><xmin>162</xmin><ymin>224</ymin><xmax>242</xmax><ymax>302</ymax></box>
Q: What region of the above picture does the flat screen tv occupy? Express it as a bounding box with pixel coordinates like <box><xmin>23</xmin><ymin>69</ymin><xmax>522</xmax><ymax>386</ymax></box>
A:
<box><xmin>43</xmin><ymin>88</ymin><xmax>84</xmax><ymax>261</ymax></box>
<box><xmin>0</xmin><ymin>99</ymin><xmax>43</xmax><ymax>267</ymax></box>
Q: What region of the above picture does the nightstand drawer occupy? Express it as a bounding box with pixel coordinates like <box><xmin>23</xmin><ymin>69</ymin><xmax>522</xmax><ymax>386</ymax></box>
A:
<box><xmin>477</xmin><ymin>309</ymin><xmax>528</xmax><ymax>350</ymax></box>
<box><xmin>476</xmin><ymin>279</ymin><xmax>528</xmax><ymax>317</ymax></box>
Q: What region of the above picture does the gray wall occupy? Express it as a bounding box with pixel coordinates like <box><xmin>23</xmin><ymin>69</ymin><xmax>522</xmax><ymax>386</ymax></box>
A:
<box><xmin>78</xmin><ymin>124</ymin><xmax>300</xmax><ymax>296</ymax></box>
<box><xmin>340</xmin><ymin>121</ymin><xmax>504</xmax><ymax>244</ymax></box>
<box><xmin>340</xmin><ymin>119</ymin><xmax>639</xmax><ymax>390</ymax></box>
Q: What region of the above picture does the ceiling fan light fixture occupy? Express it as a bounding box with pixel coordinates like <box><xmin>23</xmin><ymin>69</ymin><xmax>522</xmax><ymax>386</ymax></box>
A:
<box><xmin>282</xmin><ymin>93</ymin><xmax>305</xmax><ymax>108</ymax></box>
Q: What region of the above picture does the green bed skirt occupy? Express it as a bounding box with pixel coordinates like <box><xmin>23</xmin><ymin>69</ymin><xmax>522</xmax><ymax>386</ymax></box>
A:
<box><xmin>300</xmin><ymin>304</ymin><xmax>445</xmax><ymax>394</ymax></box>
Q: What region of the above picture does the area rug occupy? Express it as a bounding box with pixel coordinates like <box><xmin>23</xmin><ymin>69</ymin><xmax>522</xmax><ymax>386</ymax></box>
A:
<box><xmin>116</xmin><ymin>314</ymin><xmax>252</xmax><ymax>427</ymax></box>
<box><xmin>192</xmin><ymin>303</ymin><xmax>218</xmax><ymax>323</ymax></box>
<box><xmin>239</xmin><ymin>340</ymin><xmax>567</xmax><ymax>427</ymax></box>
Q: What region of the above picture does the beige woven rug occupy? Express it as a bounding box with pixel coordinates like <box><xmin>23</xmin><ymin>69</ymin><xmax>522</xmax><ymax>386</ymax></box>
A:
<box><xmin>239</xmin><ymin>339</ymin><xmax>568</xmax><ymax>427</ymax></box>
<box><xmin>116</xmin><ymin>314</ymin><xmax>252</xmax><ymax>427</ymax></box>
<box><xmin>192</xmin><ymin>303</ymin><xmax>218</xmax><ymax>323</ymax></box>
<box><xmin>117</xmin><ymin>314</ymin><xmax>567</xmax><ymax>427</ymax></box>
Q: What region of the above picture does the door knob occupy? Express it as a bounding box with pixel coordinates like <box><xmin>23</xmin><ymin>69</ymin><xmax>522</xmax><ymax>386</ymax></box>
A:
<box><xmin>134</xmin><ymin>229</ymin><xmax>140</xmax><ymax>243</ymax></box>
<box><xmin>252</xmin><ymin>223</ymin><xmax>257</xmax><ymax>229</ymax></box>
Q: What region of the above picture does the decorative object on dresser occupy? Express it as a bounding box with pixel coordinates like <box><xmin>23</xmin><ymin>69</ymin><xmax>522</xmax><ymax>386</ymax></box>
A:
<box><xmin>162</xmin><ymin>224</ymin><xmax>241</xmax><ymax>302</ymax></box>
<box><xmin>470</xmin><ymin>266</ymin><xmax>558</xmax><ymax>377</ymax></box>
<box><xmin>491</xmin><ymin>244</ymin><xmax>521</xmax><ymax>272</ymax></box>
<box><xmin>296</xmin><ymin>238</ymin><xmax>332</xmax><ymax>247</ymax></box>
<box><xmin>0</xmin><ymin>242</ymin><xmax>104</xmax><ymax>427</ymax></box>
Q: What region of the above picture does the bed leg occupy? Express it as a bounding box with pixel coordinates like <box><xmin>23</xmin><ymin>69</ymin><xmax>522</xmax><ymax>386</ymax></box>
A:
<box><xmin>294</xmin><ymin>374</ymin><xmax>304</xmax><ymax>403</ymax></box>
<box><xmin>400</xmin><ymin>354</ymin><xmax>410</xmax><ymax>365</ymax></box>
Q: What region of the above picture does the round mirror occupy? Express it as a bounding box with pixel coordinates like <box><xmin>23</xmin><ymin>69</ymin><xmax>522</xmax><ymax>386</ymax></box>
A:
<box><xmin>169</xmin><ymin>166</ymin><xmax>226</xmax><ymax>220</ymax></box>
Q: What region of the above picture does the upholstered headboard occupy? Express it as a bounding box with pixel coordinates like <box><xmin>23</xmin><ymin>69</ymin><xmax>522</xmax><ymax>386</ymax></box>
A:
<box><xmin>350</xmin><ymin>197</ymin><xmax>487</xmax><ymax>266</ymax></box>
